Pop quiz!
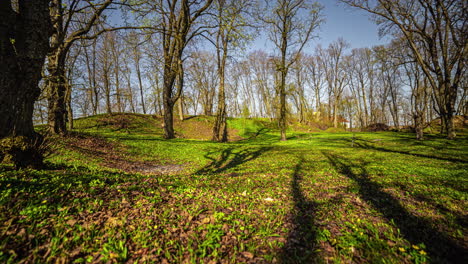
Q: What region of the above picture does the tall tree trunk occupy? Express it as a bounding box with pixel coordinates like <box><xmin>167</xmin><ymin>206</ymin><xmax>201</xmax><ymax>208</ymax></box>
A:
<box><xmin>213</xmin><ymin>26</ymin><xmax>228</xmax><ymax>142</ymax></box>
<box><xmin>333</xmin><ymin>99</ymin><xmax>339</xmax><ymax>128</ymax></box>
<box><xmin>178</xmin><ymin>97</ymin><xmax>184</xmax><ymax>121</ymax></box>
<box><xmin>414</xmin><ymin>112</ymin><xmax>424</xmax><ymax>140</ymax></box>
<box><xmin>0</xmin><ymin>0</ymin><xmax>51</xmax><ymax>168</ymax></box>
<box><xmin>115</xmin><ymin>63</ymin><xmax>122</xmax><ymax>113</ymax></box>
<box><xmin>213</xmin><ymin>61</ymin><xmax>227</xmax><ymax>142</ymax></box>
<box><xmin>47</xmin><ymin>52</ymin><xmax>68</xmax><ymax>135</ymax></box>
<box><xmin>446</xmin><ymin>114</ymin><xmax>455</xmax><ymax>139</ymax></box>
<box><xmin>163</xmin><ymin>99</ymin><xmax>175</xmax><ymax>139</ymax></box>
<box><xmin>66</xmin><ymin>81</ymin><xmax>73</xmax><ymax>130</ymax></box>
<box><xmin>360</xmin><ymin>80</ymin><xmax>369</xmax><ymax>127</ymax></box>
<box><xmin>104</xmin><ymin>68</ymin><xmax>112</xmax><ymax>114</ymax></box>
<box><xmin>279</xmin><ymin>69</ymin><xmax>287</xmax><ymax>141</ymax></box>
<box><xmin>162</xmin><ymin>61</ymin><xmax>180</xmax><ymax>139</ymax></box>
<box><xmin>135</xmin><ymin>53</ymin><xmax>146</xmax><ymax>114</ymax></box>
<box><xmin>177</xmin><ymin>71</ymin><xmax>184</xmax><ymax>121</ymax></box>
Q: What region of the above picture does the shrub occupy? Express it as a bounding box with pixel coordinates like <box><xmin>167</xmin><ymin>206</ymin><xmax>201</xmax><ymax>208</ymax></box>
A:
<box><xmin>365</xmin><ymin>123</ymin><xmax>389</xmax><ymax>132</ymax></box>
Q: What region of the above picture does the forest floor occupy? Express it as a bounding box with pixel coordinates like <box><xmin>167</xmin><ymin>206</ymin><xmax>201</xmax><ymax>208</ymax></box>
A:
<box><xmin>0</xmin><ymin>114</ymin><xmax>467</xmax><ymax>263</ymax></box>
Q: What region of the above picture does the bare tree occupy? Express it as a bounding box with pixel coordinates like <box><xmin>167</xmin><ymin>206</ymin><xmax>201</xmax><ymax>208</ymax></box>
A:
<box><xmin>186</xmin><ymin>51</ymin><xmax>218</xmax><ymax>116</ymax></box>
<box><xmin>46</xmin><ymin>0</ymin><xmax>116</xmax><ymax>135</ymax></box>
<box><xmin>263</xmin><ymin>0</ymin><xmax>323</xmax><ymax>140</ymax></box>
<box><xmin>291</xmin><ymin>53</ymin><xmax>310</xmax><ymax>123</ymax></box>
<box><xmin>321</xmin><ymin>38</ymin><xmax>350</xmax><ymax>128</ymax></box>
<box><xmin>131</xmin><ymin>0</ymin><xmax>214</xmax><ymax>139</ymax></box>
<box><xmin>81</xmin><ymin>38</ymin><xmax>101</xmax><ymax>115</ymax></box>
<box><xmin>341</xmin><ymin>0</ymin><xmax>467</xmax><ymax>138</ymax></box>
<box><xmin>348</xmin><ymin>48</ymin><xmax>373</xmax><ymax>128</ymax></box>
<box><xmin>375</xmin><ymin>44</ymin><xmax>402</xmax><ymax>130</ymax></box>
<box><xmin>249</xmin><ymin>51</ymin><xmax>276</xmax><ymax>119</ymax></box>
<box><xmin>128</xmin><ymin>32</ymin><xmax>147</xmax><ymax>114</ymax></box>
<box><xmin>110</xmin><ymin>32</ymin><xmax>124</xmax><ymax>113</ymax></box>
<box><xmin>210</xmin><ymin>0</ymin><xmax>256</xmax><ymax>142</ymax></box>
<box><xmin>305</xmin><ymin>50</ymin><xmax>325</xmax><ymax>117</ymax></box>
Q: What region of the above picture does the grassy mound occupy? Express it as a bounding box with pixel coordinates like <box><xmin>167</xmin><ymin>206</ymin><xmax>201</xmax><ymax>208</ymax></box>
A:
<box><xmin>73</xmin><ymin>113</ymin><xmax>271</xmax><ymax>141</ymax></box>
<box><xmin>1</xmin><ymin>114</ymin><xmax>467</xmax><ymax>263</ymax></box>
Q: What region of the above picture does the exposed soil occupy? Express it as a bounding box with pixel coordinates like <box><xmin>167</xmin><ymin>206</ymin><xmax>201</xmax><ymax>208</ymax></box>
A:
<box><xmin>173</xmin><ymin>116</ymin><xmax>244</xmax><ymax>141</ymax></box>
<box><xmin>63</xmin><ymin>132</ymin><xmax>185</xmax><ymax>175</ymax></box>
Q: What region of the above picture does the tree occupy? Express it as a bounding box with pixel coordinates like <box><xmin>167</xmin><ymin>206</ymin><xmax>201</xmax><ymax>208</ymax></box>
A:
<box><xmin>128</xmin><ymin>33</ymin><xmax>147</xmax><ymax>114</ymax></box>
<box><xmin>110</xmin><ymin>32</ymin><xmax>124</xmax><ymax>113</ymax></box>
<box><xmin>0</xmin><ymin>0</ymin><xmax>51</xmax><ymax>168</ymax></box>
<box><xmin>305</xmin><ymin>50</ymin><xmax>325</xmax><ymax>117</ymax></box>
<box><xmin>145</xmin><ymin>35</ymin><xmax>164</xmax><ymax>115</ymax></box>
<box><xmin>321</xmin><ymin>38</ymin><xmax>350</xmax><ymax>128</ymax></box>
<box><xmin>186</xmin><ymin>51</ymin><xmax>218</xmax><ymax>116</ymax></box>
<box><xmin>405</xmin><ymin>57</ymin><xmax>430</xmax><ymax>140</ymax></box>
<box><xmin>131</xmin><ymin>0</ymin><xmax>214</xmax><ymax>139</ymax></box>
<box><xmin>81</xmin><ymin>38</ymin><xmax>101</xmax><ymax>115</ymax></box>
<box><xmin>263</xmin><ymin>0</ymin><xmax>323</xmax><ymax>140</ymax></box>
<box><xmin>249</xmin><ymin>50</ymin><xmax>276</xmax><ymax>119</ymax></box>
<box><xmin>291</xmin><ymin>53</ymin><xmax>310</xmax><ymax>123</ymax></box>
<box><xmin>341</xmin><ymin>0</ymin><xmax>467</xmax><ymax>139</ymax></box>
<box><xmin>46</xmin><ymin>0</ymin><xmax>117</xmax><ymax>135</ymax></box>
<box><xmin>375</xmin><ymin>44</ymin><xmax>402</xmax><ymax>130</ymax></box>
<box><xmin>97</xmin><ymin>32</ymin><xmax>115</xmax><ymax>114</ymax></box>
<box><xmin>348</xmin><ymin>48</ymin><xmax>373</xmax><ymax>128</ymax></box>
<box><xmin>211</xmin><ymin>0</ymin><xmax>256</xmax><ymax>142</ymax></box>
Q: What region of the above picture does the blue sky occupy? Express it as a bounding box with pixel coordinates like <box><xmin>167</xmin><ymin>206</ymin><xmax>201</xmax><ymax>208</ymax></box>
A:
<box><xmin>316</xmin><ymin>0</ymin><xmax>388</xmax><ymax>47</ymax></box>
<box><xmin>250</xmin><ymin>0</ymin><xmax>390</xmax><ymax>53</ymax></box>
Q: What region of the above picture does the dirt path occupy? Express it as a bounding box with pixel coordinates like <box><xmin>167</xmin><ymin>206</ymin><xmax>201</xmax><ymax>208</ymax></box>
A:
<box><xmin>63</xmin><ymin>133</ymin><xmax>185</xmax><ymax>175</ymax></box>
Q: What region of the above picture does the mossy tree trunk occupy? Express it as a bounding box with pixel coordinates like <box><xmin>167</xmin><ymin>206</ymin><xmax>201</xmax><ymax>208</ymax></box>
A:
<box><xmin>0</xmin><ymin>0</ymin><xmax>51</xmax><ymax>168</ymax></box>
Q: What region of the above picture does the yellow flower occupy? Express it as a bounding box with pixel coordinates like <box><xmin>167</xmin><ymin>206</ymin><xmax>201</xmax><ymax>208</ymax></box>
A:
<box><xmin>398</xmin><ymin>247</ymin><xmax>405</xmax><ymax>252</ymax></box>
<box><xmin>412</xmin><ymin>245</ymin><xmax>420</xmax><ymax>250</ymax></box>
<box><xmin>419</xmin><ymin>250</ymin><xmax>426</xmax><ymax>255</ymax></box>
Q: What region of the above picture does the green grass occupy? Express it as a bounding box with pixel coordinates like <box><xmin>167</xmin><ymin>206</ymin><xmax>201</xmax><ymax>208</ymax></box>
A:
<box><xmin>1</xmin><ymin>114</ymin><xmax>467</xmax><ymax>263</ymax></box>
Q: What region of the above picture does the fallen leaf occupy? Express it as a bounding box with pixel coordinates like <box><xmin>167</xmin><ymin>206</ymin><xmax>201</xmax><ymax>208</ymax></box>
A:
<box><xmin>241</xmin><ymin>252</ymin><xmax>254</xmax><ymax>259</ymax></box>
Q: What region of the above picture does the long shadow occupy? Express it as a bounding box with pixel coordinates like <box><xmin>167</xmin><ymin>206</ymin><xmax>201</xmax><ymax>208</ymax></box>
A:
<box><xmin>234</xmin><ymin>128</ymin><xmax>280</xmax><ymax>145</ymax></box>
<box><xmin>195</xmin><ymin>146</ymin><xmax>271</xmax><ymax>175</ymax></box>
<box><xmin>349</xmin><ymin>138</ymin><xmax>467</xmax><ymax>164</ymax></box>
<box><xmin>0</xmin><ymin>164</ymin><xmax>165</xmax><ymax>261</ymax></box>
<box><xmin>322</xmin><ymin>151</ymin><xmax>467</xmax><ymax>263</ymax></box>
<box><xmin>394</xmin><ymin>182</ymin><xmax>468</xmax><ymax>229</ymax></box>
<box><xmin>279</xmin><ymin>156</ymin><xmax>319</xmax><ymax>263</ymax></box>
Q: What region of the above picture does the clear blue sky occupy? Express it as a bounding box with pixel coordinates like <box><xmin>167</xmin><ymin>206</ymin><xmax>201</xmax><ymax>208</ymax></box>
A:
<box><xmin>250</xmin><ymin>0</ymin><xmax>389</xmax><ymax>53</ymax></box>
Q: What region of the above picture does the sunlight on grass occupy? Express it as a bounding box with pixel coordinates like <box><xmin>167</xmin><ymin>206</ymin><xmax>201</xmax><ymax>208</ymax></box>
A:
<box><xmin>1</xmin><ymin>114</ymin><xmax>467</xmax><ymax>263</ymax></box>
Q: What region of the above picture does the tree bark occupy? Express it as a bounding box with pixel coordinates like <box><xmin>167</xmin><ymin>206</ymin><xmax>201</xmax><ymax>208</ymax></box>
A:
<box><xmin>47</xmin><ymin>52</ymin><xmax>68</xmax><ymax>135</ymax></box>
<box><xmin>414</xmin><ymin>112</ymin><xmax>424</xmax><ymax>140</ymax></box>
<box><xmin>279</xmin><ymin>69</ymin><xmax>288</xmax><ymax>141</ymax></box>
<box><xmin>212</xmin><ymin>59</ymin><xmax>228</xmax><ymax>142</ymax></box>
<box><xmin>0</xmin><ymin>0</ymin><xmax>51</xmax><ymax>168</ymax></box>
<box><xmin>178</xmin><ymin>96</ymin><xmax>184</xmax><ymax>121</ymax></box>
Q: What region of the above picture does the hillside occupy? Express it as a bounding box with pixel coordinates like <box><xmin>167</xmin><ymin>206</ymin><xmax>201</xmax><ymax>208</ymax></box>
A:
<box><xmin>0</xmin><ymin>114</ymin><xmax>467</xmax><ymax>263</ymax></box>
<box><xmin>72</xmin><ymin>113</ymin><xmax>271</xmax><ymax>141</ymax></box>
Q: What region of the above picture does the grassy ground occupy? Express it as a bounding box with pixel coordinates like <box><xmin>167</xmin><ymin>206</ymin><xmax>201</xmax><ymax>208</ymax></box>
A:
<box><xmin>1</xmin><ymin>114</ymin><xmax>467</xmax><ymax>263</ymax></box>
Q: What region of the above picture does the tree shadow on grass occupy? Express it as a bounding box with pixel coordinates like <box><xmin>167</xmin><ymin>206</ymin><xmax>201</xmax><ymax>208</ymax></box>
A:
<box><xmin>279</xmin><ymin>156</ymin><xmax>319</xmax><ymax>263</ymax></box>
<box><xmin>0</xmin><ymin>164</ymin><xmax>161</xmax><ymax>261</ymax></box>
<box><xmin>195</xmin><ymin>146</ymin><xmax>271</xmax><ymax>175</ymax></box>
<box><xmin>349</xmin><ymin>138</ymin><xmax>467</xmax><ymax>164</ymax></box>
<box><xmin>322</xmin><ymin>151</ymin><xmax>467</xmax><ymax>263</ymax></box>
